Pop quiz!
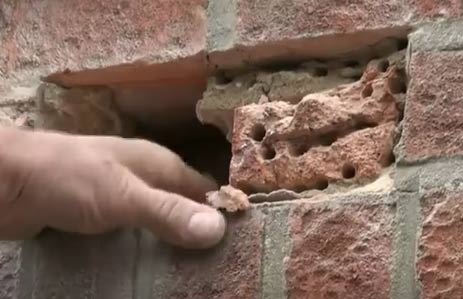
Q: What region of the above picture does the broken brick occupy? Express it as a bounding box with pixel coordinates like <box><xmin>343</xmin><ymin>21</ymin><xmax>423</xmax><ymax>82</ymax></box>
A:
<box><xmin>197</xmin><ymin>59</ymin><xmax>364</xmax><ymax>140</ymax></box>
<box><xmin>229</xmin><ymin>59</ymin><xmax>405</xmax><ymax>193</ymax></box>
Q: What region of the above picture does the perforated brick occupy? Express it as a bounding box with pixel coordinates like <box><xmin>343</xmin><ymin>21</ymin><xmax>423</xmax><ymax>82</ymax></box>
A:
<box><xmin>229</xmin><ymin>57</ymin><xmax>405</xmax><ymax>193</ymax></box>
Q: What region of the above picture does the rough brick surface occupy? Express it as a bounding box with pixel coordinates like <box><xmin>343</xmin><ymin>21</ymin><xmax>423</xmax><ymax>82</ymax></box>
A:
<box><xmin>0</xmin><ymin>242</ymin><xmax>21</xmax><ymax>299</ymax></box>
<box><xmin>0</xmin><ymin>1</ymin><xmax>206</xmax><ymax>82</ymax></box>
<box><xmin>197</xmin><ymin>58</ymin><xmax>366</xmax><ymax>140</ymax></box>
<box><xmin>418</xmin><ymin>192</ymin><xmax>463</xmax><ymax>299</ymax></box>
<box><xmin>400</xmin><ymin>51</ymin><xmax>463</xmax><ymax>162</ymax></box>
<box><xmin>230</xmin><ymin>58</ymin><xmax>405</xmax><ymax>193</ymax></box>
<box><xmin>235</xmin><ymin>0</ymin><xmax>460</xmax><ymax>45</ymax></box>
<box><xmin>286</xmin><ymin>197</ymin><xmax>395</xmax><ymax>299</ymax></box>
<box><xmin>151</xmin><ymin>210</ymin><xmax>264</xmax><ymax>299</ymax></box>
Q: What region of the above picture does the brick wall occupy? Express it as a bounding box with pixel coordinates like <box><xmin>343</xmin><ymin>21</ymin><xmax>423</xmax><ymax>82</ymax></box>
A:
<box><xmin>2</xmin><ymin>1</ymin><xmax>463</xmax><ymax>299</ymax></box>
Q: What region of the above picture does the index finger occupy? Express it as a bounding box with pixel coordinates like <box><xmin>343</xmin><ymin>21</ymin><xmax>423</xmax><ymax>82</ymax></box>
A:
<box><xmin>81</xmin><ymin>136</ymin><xmax>218</xmax><ymax>202</ymax></box>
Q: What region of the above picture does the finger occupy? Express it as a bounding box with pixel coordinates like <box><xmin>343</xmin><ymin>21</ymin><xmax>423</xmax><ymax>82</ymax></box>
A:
<box><xmin>113</xmin><ymin>167</ymin><xmax>226</xmax><ymax>249</ymax></box>
<box><xmin>83</xmin><ymin>136</ymin><xmax>218</xmax><ymax>202</ymax></box>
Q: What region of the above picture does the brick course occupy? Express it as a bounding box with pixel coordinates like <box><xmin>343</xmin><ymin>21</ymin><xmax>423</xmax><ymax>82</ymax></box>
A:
<box><xmin>2</xmin><ymin>1</ymin><xmax>463</xmax><ymax>299</ymax></box>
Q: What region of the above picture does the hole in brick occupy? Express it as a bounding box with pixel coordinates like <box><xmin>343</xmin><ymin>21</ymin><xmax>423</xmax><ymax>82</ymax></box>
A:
<box><xmin>352</xmin><ymin>74</ymin><xmax>362</xmax><ymax>81</ymax></box>
<box><xmin>215</xmin><ymin>71</ymin><xmax>233</xmax><ymax>85</ymax></box>
<box><xmin>261</xmin><ymin>144</ymin><xmax>276</xmax><ymax>160</ymax></box>
<box><xmin>293</xmin><ymin>185</ymin><xmax>307</xmax><ymax>193</ymax></box>
<box><xmin>342</xmin><ymin>163</ymin><xmax>356</xmax><ymax>179</ymax></box>
<box><xmin>313</xmin><ymin>67</ymin><xmax>328</xmax><ymax>77</ymax></box>
<box><xmin>250</xmin><ymin>124</ymin><xmax>266</xmax><ymax>141</ymax></box>
<box><xmin>314</xmin><ymin>178</ymin><xmax>329</xmax><ymax>190</ymax></box>
<box><xmin>352</xmin><ymin>120</ymin><xmax>376</xmax><ymax>131</ymax></box>
<box><xmin>378</xmin><ymin>60</ymin><xmax>390</xmax><ymax>72</ymax></box>
<box><xmin>344</xmin><ymin>60</ymin><xmax>360</xmax><ymax>67</ymax></box>
<box><xmin>289</xmin><ymin>142</ymin><xmax>310</xmax><ymax>157</ymax></box>
<box><xmin>361</xmin><ymin>84</ymin><xmax>373</xmax><ymax>98</ymax></box>
<box><xmin>397</xmin><ymin>39</ymin><xmax>408</xmax><ymax>50</ymax></box>
<box><xmin>388</xmin><ymin>77</ymin><xmax>407</xmax><ymax>94</ymax></box>
<box><xmin>319</xmin><ymin>132</ymin><xmax>338</xmax><ymax>146</ymax></box>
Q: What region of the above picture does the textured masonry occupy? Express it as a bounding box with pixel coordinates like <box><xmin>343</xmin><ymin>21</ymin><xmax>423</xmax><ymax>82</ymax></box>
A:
<box><xmin>229</xmin><ymin>54</ymin><xmax>405</xmax><ymax>193</ymax></box>
<box><xmin>1</xmin><ymin>1</ymin><xmax>463</xmax><ymax>299</ymax></box>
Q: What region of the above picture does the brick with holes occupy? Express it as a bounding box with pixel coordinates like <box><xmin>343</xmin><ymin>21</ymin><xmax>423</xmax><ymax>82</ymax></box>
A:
<box><xmin>229</xmin><ymin>59</ymin><xmax>405</xmax><ymax>193</ymax></box>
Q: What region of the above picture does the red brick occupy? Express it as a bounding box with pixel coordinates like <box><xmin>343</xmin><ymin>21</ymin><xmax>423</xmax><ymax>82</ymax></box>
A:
<box><xmin>0</xmin><ymin>0</ymin><xmax>206</xmax><ymax>73</ymax></box>
<box><xmin>0</xmin><ymin>0</ymin><xmax>207</xmax><ymax>88</ymax></box>
<box><xmin>154</xmin><ymin>210</ymin><xmax>264</xmax><ymax>299</ymax></box>
<box><xmin>235</xmin><ymin>0</ymin><xmax>461</xmax><ymax>45</ymax></box>
<box><xmin>418</xmin><ymin>192</ymin><xmax>463</xmax><ymax>298</ymax></box>
<box><xmin>409</xmin><ymin>0</ymin><xmax>463</xmax><ymax>18</ymax></box>
<box><xmin>286</xmin><ymin>199</ymin><xmax>394</xmax><ymax>299</ymax></box>
<box><xmin>229</xmin><ymin>60</ymin><xmax>403</xmax><ymax>193</ymax></box>
<box><xmin>400</xmin><ymin>51</ymin><xmax>463</xmax><ymax>162</ymax></box>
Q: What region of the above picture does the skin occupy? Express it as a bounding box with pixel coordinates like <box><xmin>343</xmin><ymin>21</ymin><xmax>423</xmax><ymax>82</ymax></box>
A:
<box><xmin>0</xmin><ymin>126</ymin><xmax>226</xmax><ymax>249</ymax></box>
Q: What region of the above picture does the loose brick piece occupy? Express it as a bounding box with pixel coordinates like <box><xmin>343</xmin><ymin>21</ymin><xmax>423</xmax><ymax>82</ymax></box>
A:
<box><xmin>151</xmin><ymin>210</ymin><xmax>264</xmax><ymax>299</ymax></box>
<box><xmin>400</xmin><ymin>51</ymin><xmax>463</xmax><ymax>162</ymax></box>
<box><xmin>230</xmin><ymin>59</ymin><xmax>404</xmax><ymax>193</ymax></box>
<box><xmin>418</xmin><ymin>192</ymin><xmax>463</xmax><ymax>298</ymax></box>
<box><xmin>286</xmin><ymin>198</ymin><xmax>395</xmax><ymax>299</ymax></box>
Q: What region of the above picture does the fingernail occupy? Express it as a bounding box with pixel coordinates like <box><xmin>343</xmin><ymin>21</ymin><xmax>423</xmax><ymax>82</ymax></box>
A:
<box><xmin>187</xmin><ymin>212</ymin><xmax>226</xmax><ymax>248</ymax></box>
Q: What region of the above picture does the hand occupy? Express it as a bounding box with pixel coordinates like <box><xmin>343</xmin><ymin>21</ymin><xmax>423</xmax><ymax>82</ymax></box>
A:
<box><xmin>0</xmin><ymin>127</ymin><xmax>225</xmax><ymax>249</ymax></box>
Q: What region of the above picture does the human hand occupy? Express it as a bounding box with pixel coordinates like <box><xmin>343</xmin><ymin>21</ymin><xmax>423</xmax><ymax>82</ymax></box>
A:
<box><xmin>0</xmin><ymin>127</ymin><xmax>225</xmax><ymax>249</ymax></box>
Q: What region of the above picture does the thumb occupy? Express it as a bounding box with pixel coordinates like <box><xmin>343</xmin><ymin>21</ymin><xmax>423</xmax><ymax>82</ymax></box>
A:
<box><xmin>117</xmin><ymin>169</ymin><xmax>226</xmax><ymax>249</ymax></box>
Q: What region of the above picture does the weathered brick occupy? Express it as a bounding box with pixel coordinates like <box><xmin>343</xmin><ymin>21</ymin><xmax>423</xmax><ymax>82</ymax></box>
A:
<box><xmin>0</xmin><ymin>242</ymin><xmax>21</xmax><ymax>299</ymax></box>
<box><xmin>147</xmin><ymin>209</ymin><xmax>264</xmax><ymax>299</ymax></box>
<box><xmin>0</xmin><ymin>1</ymin><xmax>206</xmax><ymax>83</ymax></box>
<box><xmin>208</xmin><ymin>0</ymin><xmax>462</xmax><ymax>70</ymax></box>
<box><xmin>229</xmin><ymin>59</ymin><xmax>404</xmax><ymax>193</ymax></box>
<box><xmin>418</xmin><ymin>191</ymin><xmax>463</xmax><ymax>298</ymax></box>
<box><xmin>24</xmin><ymin>230</ymin><xmax>137</xmax><ymax>299</ymax></box>
<box><xmin>286</xmin><ymin>195</ymin><xmax>395</xmax><ymax>299</ymax></box>
<box><xmin>399</xmin><ymin>51</ymin><xmax>463</xmax><ymax>162</ymax></box>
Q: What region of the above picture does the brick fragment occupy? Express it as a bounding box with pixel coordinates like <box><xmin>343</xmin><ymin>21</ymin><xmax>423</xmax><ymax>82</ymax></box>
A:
<box><xmin>286</xmin><ymin>197</ymin><xmax>394</xmax><ymax>299</ymax></box>
<box><xmin>229</xmin><ymin>59</ymin><xmax>404</xmax><ymax>193</ymax></box>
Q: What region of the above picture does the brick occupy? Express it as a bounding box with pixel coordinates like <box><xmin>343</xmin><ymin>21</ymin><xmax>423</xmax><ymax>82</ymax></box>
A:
<box><xmin>147</xmin><ymin>209</ymin><xmax>264</xmax><ymax>299</ymax></box>
<box><xmin>418</xmin><ymin>191</ymin><xmax>463</xmax><ymax>298</ymax></box>
<box><xmin>33</xmin><ymin>83</ymin><xmax>134</xmax><ymax>136</ymax></box>
<box><xmin>208</xmin><ymin>0</ymin><xmax>462</xmax><ymax>70</ymax></box>
<box><xmin>0</xmin><ymin>241</ymin><xmax>21</xmax><ymax>299</ymax></box>
<box><xmin>399</xmin><ymin>51</ymin><xmax>463</xmax><ymax>162</ymax></box>
<box><xmin>229</xmin><ymin>58</ymin><xmax>404</xmax><ymax>193</ymax></box>
<box><xmin>24</xmin><ymin>230</ymin><xmax>137</xmax><ymax>299</ymax></box>
<box><xmin>286</xmin><ymin>195</ymin><xmax>395</xmax><ymax>299</ymax></box>
<box><xmin>197</xmin><ymin>59</ymin><xmax>364</xmax><ymax>140</ymax></box>
<box><xmin>0</xmin><ymin>1</ymin><xmax>206</xmax><ymax>84</ymax></box>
